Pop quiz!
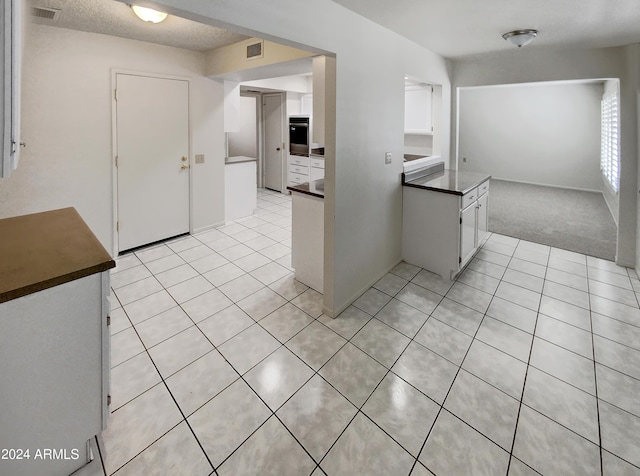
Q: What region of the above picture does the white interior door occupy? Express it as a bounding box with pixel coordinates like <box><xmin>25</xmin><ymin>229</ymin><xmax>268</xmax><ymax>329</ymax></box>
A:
<box><xmin>116</xmin><ymin>73</ymin><xmax>190</xmax><ymax>252</ymax></box>
<box><xmin>263</xmin><ymin>93</ymin><xmax>284</xmax><ymax>192</ymax></box>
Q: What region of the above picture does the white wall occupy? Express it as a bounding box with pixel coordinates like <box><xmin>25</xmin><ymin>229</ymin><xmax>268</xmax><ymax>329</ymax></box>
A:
<box><xmin>458</xmin><ymin>81</ymin><xmax>603</xmax><ymax>191</ymax></box>
<box><xmin>452</xmin><ymin>46</ymin><xmax>637</xmax><ymax>267</ymax></box>
<box><xmin>0</xmin><ymin>24</ymin><xmax>225</xmax><ymax>252</ymax></box>
<box><xmin>228</xmin><ymin>95</ymin><xmax>257</xmax><ymax>158</ymax></box>
<box><xmin>152</xmin><ymin>0</ymin><xmax>452</xmax><ymax>316</ymax></box>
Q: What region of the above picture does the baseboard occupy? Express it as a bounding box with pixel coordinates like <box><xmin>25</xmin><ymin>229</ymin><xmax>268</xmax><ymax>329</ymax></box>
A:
<box><xmin>327</xmin><ymin>257</ymin><xmax>403</xmax><ymax>318</ymax></box>
<box><xmin>192</xmin><ymin>221</ymin><xmax>226</xmax><ymax>235</ymax></box>
<box><xmin>491</xmin><ymin>177</ymin><xmax>601</xmax><ymax>194</ymax></box>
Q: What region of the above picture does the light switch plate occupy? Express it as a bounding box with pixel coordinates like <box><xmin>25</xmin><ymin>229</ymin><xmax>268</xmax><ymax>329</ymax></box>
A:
<box><xmin>195</xmin><ymin>154</ymin><xmax>205</xmax><ymax>164</ymax></box>
<box><xmin>385</xmin><ymin>152</ymin><xmax>392</xmax><ymax>164</ymax></box>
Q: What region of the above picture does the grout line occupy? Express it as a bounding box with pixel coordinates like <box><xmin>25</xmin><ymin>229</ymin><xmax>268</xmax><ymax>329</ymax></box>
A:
<box><xmin>506</xmin><ymin>243</ymin><xmax>544</xmax><ymax>475</ymax></box>
<box><xmin>587</xmin><ymin>274</ymin><xmax>606</xmax><ymax>476</ymax></box>
<box><xmin>108</xmin><ymin>197</ymin><xmax>636</xmax><ymax>475</ymax></box>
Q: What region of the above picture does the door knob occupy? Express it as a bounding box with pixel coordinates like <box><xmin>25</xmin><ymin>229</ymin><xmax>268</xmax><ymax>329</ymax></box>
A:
<box><xmin>181</xmin><ymin>156</ymin><xmax>188</xmax><ymax>162</ymax></box>
<box><xmin>181</xmin><ymin>164</ymin><xmax>189</xmax><ymax>170</ymax></box>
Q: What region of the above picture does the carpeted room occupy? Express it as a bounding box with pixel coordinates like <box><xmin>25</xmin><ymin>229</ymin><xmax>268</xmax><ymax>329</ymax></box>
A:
<box><xmin>457</xmin><ymin>79</ymin><xmax>618</xmax><ymax>261</ymax></box>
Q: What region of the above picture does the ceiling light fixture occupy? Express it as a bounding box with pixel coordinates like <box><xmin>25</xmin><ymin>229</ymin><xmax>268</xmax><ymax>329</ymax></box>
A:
<box><xmin>502</xmin><ymin>29</ymin><xmax>538</xmax><ymax>48</ymax></box>
<box><xmin>131</xmin><ymin>5</ymin><xmax>168</xmax><ymax>24</ymax></box>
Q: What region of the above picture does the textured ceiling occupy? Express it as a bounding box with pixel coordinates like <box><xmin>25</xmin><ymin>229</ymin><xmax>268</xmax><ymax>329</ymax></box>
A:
<box><xmin>332</xmin><ymin>0</ymin><xmax>640</xmax><ymax>58</ymax></box>
<box><xmin>31</xmin><ymin>0</ymin><xmax>640</xmax><ymax>61</ymax></box>
<box><xmin>29</xmin><ymin>0</ymin><xmax>249</xmax><ymax>52</ymax></box>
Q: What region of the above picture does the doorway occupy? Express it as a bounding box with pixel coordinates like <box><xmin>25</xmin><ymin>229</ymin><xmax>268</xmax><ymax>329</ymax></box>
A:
<box><xmin>262</xmin><ymin>92</ymin><xmax>285</xmax><ymax>192</ymax></box>
<box><xmin>114</xmin><ymin>72</ymin><xmax>190</xmax><ymax>253</ymax></box>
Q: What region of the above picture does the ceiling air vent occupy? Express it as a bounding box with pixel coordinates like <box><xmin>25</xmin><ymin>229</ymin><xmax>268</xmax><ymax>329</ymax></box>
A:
<box><xmin>246</xmin><ymin>41</ymin><xmax>264</xmax><ymax>60</ymax></box>
<box><xmin>31</xmin><ymin>7</ymin><xmax>61</xmax><ymax>20</ymax></box>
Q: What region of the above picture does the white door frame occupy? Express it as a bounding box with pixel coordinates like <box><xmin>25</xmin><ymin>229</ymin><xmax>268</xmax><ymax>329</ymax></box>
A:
<box><xmin>111</xmin><ymin>69</ymin><xmax>192</xmax><ymax>257</ymax></box>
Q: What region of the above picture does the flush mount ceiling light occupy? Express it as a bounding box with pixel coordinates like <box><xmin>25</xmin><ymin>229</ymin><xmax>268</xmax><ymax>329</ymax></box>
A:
<box><xmin>502</xmin><ymin>29</ymin><xmax>538</xmax><ymax>48</ymax></box>
<box><xmin>131</xmin><ymin>5</ymin><xmax>168</xmax><ymax>23</ymax></box>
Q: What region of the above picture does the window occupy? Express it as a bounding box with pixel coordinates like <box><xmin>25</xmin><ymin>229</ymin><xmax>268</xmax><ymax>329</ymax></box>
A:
<box><xmin>600</xmin><ymin>91</ymin><xmax>620</xmax><ymax>192</ymax></box>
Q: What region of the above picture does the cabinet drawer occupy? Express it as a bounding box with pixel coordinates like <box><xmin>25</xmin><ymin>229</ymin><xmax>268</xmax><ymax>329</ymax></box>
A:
<box><xmin>478</xmin><ymin>180</ymin><xmax>490</xmax><ymax>197</ymax></box>
<box><xmin>289</xmin><ymin>164</ymin><xmax>309</xmax><ymax>175</ymax></box>
<box><xmin>310</xmin><ymin>157</ymin><xmax>325</xmax><ymax>169</ymax></box>
<box><xmin>288</xmin><ymin>172</ymin><xmax>308</xmax><ymax>184</ymax></box>
<box><xmin>310</xmin><ymin>166</ymin><xmax>324</xmax><ymax>181</ymax></box>
<box><xmin>288</xmin><ymin>155</ymin><xmax>310</xmax><ymax>167</ymax></box>
<box><xmin>461</xmin><ymin>187</ymin><xmax>478</xmax><ymax>209</ymax></box>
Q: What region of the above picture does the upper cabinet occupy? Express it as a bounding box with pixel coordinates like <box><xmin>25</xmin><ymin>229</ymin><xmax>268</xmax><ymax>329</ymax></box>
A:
<box><xmin>404</xmin><ymin>81</ymin><xmax>433</xmax><ymax>135</ymax></box>
<box><xmin>301</xmin><ymin>93</ymin><xmax>313</xmax><ymax>116</ymax></box>
<box><xmin>1</xmin><ymin>0</ymin><xmax>23</xmax><ymax>178</ymax></box>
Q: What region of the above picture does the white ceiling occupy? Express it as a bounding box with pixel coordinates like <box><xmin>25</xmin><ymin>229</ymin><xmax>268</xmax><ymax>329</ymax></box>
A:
<box><xmin>29</xmin><ymin>0</ymin><xmax>640</xmax><ymax>60</ymax></box>
<box><xmin>331</xmin><ymin>0</ymin><xmax>640</xmax><ymax>58</ymax></box>
<box><xmin>29</xmin><ymin>0</ymin><xmax>249</xmax><ymax>52</ymax></box>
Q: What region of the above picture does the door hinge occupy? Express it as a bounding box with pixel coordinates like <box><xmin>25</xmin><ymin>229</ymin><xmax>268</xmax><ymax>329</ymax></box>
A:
<box><xmin>459</xmin><ymin>256</ymin><xmax>462</xmax><ymax>264</ymax></box>
<box><xmin>106</xmin><ymin>315</ymin><xmax>111</xmax><ymax>327</ymax></box>
<box><xmin>114</xmin><ymin>88</ymin><xmax>117</xmax><ymax>101</ymax></box>
<box><xmin>116</xmin><ymin>221</ymin><xmax>119</xmax><ymax>232</ymax></box>
<box><xmin>115</xmin><ymin>156</ymin><xmax>118</xmax><ymax>168</ymax></box>
<box><xmin>107</xmin><ymin>395</ymin><xmax>112</xmax><ymax>406</ymax></box>
<box><xmin>459</xmin><ymin>217</ymin><xmax>462</xmax><ymax>224</ymax></box>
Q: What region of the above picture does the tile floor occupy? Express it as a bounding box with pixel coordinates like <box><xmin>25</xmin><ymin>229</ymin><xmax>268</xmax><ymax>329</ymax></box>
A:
<box><xmin>78</xmin><ymin>188</ymin><xmax>640</xmax><ymax>476</ymax></box>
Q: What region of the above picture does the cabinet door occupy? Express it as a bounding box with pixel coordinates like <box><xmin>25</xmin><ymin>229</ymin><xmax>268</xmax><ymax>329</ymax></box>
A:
<box><xmin>1</xmin><ymin>0</ymin><xmax>23</xmax><ymax>178</ymax></box>
<box><xmin>476</xmin><ymin>193</ymin><xmax>489</xmax><ymax>246</ymax></box>
<box><xmin>310</xmin><ymin>166</ymin><xmax>324</xmax><ymax>181</ymax></box>
<box><xmin>460</xmin><ymin>203</ymin><xmax>477</xmax><ymax>265</ymax></box>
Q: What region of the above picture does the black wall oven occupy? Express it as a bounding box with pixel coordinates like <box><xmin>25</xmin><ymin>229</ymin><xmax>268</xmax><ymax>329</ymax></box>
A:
<box><xmin>289</xmin><ymin>116</ymin><xmax>310</xmax><ymax>156</ymax></box>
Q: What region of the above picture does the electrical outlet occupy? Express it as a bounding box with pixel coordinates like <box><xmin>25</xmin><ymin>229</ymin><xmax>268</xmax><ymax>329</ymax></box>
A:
<box><xmin>385</xmin><ymin>152</ymin><xmax>392</xmax><ymax>165</ymax></box>
<box><xmin>195</xmin><ymin>154</ymin><xmax>205</xmax><ymax>164</ymax></box>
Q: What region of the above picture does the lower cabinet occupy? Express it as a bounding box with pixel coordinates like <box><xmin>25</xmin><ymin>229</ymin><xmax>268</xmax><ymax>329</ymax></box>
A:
<box><xmin>402</xmin><ymin>179</ymin><xmax>490</xmax><ymax>280</ymax></box>
<box><xmin>461</xmin><ymin>189</ymin><xmax>489</xmax><ymax>266</ymax></box>
<box><xmin>0</xmin><ymin>272</ymin><xmax>111</xmax><ymax>476</ymax></box>
<box><xmin>290</xmin><ymin>191</ymin><xmax>324</xmax><ymax>293</ymax></box>
<box><xmin>287</xmin><ymin>154</ymin><xmax>309</xmax><ymax>187</ymax></box>
<box><xmin>287</xmin><ymin>155</ymin><xmax>324</xmax><ymax>187</ymax></box>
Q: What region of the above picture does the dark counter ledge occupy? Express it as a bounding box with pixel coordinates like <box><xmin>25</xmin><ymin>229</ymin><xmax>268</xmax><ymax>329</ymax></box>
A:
<box><xmin>403</xmin><ymin>169</ymin><xmax>491</xmax><ymax>196</ymax></box>
<box><xmin>0</xmin><ymin>207</ymin><xmax>115</xmax><ymax>303</ymax></box>
<box><xmin>287</xmin><ymin>179</ymin><xmax>325</xmax><ymax>199</ymax></box>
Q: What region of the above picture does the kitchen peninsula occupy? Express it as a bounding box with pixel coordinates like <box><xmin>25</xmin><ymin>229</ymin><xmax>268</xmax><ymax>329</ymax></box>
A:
<box><xmin>225</xmin><ymin>156</ymin><xmax>257</xmax><ymax>221</ymax></box>
<box><xmin>402</xmin><ymin>161</ymin><xmax>491</xmax><ymax>280</ymax></box>
<box><xmin>0</xmin><ymin>208</ymin><xmax>115</xmax><ymax>476</ymax></box>
<box><xmin>287</xmin><ymin>179</ymin><xmax>324</xmax><ymax>293</ymax></box>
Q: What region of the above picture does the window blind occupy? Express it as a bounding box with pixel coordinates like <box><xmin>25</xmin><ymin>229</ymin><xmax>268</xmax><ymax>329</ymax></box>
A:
<box><xmin>601</xmin><ymin>91</ymin><xmax>619</xmax><ymax>192</ymax></box>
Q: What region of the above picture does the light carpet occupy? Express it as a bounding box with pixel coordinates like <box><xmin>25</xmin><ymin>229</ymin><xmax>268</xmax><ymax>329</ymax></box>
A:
<box><xmin>488</xmin><ymin>179</ymin><xmax>617</xmax><ymax>261</ymax></box>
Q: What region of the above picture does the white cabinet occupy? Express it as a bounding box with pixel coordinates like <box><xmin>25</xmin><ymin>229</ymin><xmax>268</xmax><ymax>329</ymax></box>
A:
<box><xmin>0</xmin><ymin>208</ymin><xmax>115</xmax><ymax>476</ymax></box>
<box><xmin>402</xmin><ymin>179</ymin><xmax>490</xmax><ymax>280</ymax></box>
<box><xmin>460</xmin><ymin>185</ymin><xmax>489</xmax><ymax>267</ymax></box>
<box><xmin>287</xmin><ymin>154</ymin><xmax>324</xmax><ymax>187</ymax></box>
<box><xmin>290</xmin><ymin>190</ymin><xmax>324</xmax><ymax>293</ymax></box>
<box><xmin>225</xmin><ymin>157</ymin><xmax>257</xmax><ymax>221</ymax></box>
<box><xmin>1</xmin><ymin>0</ymin><xmax>23</xmax><ymax>177</ymax></box>
<box><xmin>301</xmin><ymin>93</ymin><xmax>313</xmax><ymax>116</ymax></box>
<box><xmin>287</xmin><ymin>154</ymin><xmax>309</xmax><ymax>186</ymax></box>
<box><xmin>460</xmin><ymin>200</ymin><xmax>477</xmax><ymax>265</ymax></box>
<box><xmin>404</xmin><ymin>83</ymin><xmax>432</xmax><ymax>135</ymax></box>
<box><xmin>310</xmin><ymin>156</ymin><xmax>324</xmax><ymax>181</ymax></box>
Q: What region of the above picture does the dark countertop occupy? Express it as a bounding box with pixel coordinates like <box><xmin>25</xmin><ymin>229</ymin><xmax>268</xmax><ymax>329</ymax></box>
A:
<box><xmin>287</xmin><ymin>179</ymin><xmax>325</xmax><ymax>199</ymax></box>
<box><xmin>0</xmin><ymin>207</ymin><xmax>115</xmax><ymax>303</ymax></box>
<box><xmin>403</xmin><ymin>169</ymin><xmax>491</xmax><ymax>196</ymax></box>
<box><xmin>225</xmin><ymin>156</ymin><xmax>257</xmax><ymax>165</ymax></box>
